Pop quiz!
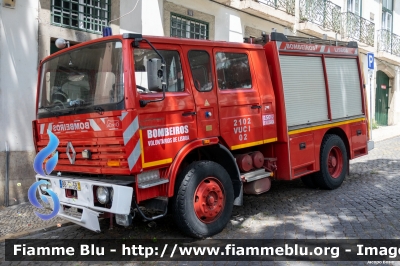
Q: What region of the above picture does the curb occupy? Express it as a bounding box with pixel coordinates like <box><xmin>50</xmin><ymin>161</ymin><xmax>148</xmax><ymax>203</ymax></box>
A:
<box><xmin>0</xmin><ymin>222</ymin><xmax>73</xmax><ymax>242</ymax></box>
<box><xmin>372</xmin><ymin>134</ymin><xmax>400</xmax><ymax>143</ymax></box>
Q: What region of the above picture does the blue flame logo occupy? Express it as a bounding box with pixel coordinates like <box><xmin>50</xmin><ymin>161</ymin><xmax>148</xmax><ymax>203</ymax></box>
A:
<box><xmin>33</xmin><ymin>130</ymin><xmax>59</xmax><ymax>176</ymax></box>
<box><xmin>29</xmin><ymin>130</ymin><xmax>60</xmax><ymax>220</ymax></box>
<box><xmin>28</xmin><ymin>180</ymin><xmax>60</xmax><ymax>220</ymax></box>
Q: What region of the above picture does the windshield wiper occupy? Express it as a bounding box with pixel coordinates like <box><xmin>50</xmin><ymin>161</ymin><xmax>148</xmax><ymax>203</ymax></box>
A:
<box><xmin>38</xmin><ymin>106</ymin><xmax>62</xmax><ymax>117</ymax></box>
<box><xmin>94</xmin><ymin>106</ymin><xmax>104</xmax><ymax>115</ymax></box>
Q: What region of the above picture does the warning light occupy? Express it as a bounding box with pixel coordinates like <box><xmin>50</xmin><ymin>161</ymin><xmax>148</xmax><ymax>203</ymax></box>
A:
<box><xmin>102</xmin><ymin>27</ymin><xmax>113</xmax><ymax>37</ymax></box>
<box><xmin>202</xmin><ymin>139</ymin><xmax>211</xmax><ymax>145</ymax></box>
<box><xmin>107</xmin><ymin>160</ymin><xmax>120</xmax><ymax>167</ymax></box>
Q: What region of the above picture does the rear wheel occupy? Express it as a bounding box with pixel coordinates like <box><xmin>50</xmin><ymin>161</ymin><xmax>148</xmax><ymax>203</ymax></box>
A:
<box><xmin>172</xmin><ymin>161</ymin><xmax>234</xmax><ymax>238</ymax></box>
<box><xmin>314</xmin><ymin>134</ymin><xmax>348</xmax><ymax>189</ymax></box>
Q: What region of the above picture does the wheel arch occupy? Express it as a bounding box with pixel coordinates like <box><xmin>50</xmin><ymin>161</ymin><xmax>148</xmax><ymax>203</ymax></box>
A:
<box><xmin>324</xmin><ymin>127</ymin><xmax>351</xmax><ymax>161</ymax></box>
<box><xmin>167</xmin><ymin>141</ymin><xmax>242</xmax><ymax>206</ymax></box>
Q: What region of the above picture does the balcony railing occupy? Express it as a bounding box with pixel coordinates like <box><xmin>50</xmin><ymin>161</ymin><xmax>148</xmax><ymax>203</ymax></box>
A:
<box><xmin>341</xmin><ymin>12</ymin><xmax>375</xmax><ymax>46</ymax></box>
<box><xmin>257</xmin><ymin>0</ymin><xmax>295</xmax><ymax>16</ymax></box>
<box><xmin>378</xmin><ymin>29</ymin><xmax>400</xmax><ymax>58</ymax></box>
<box><xmin>299</xmin><ymin>0</ymin><xmax>341</xmax><ymax>33</ymax></box>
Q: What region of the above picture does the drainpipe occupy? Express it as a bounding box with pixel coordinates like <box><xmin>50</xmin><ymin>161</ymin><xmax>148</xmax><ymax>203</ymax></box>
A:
<box><xmin>4</xmin><ymin>141</ymin><xmax>9</xmax><ymax>207</ymax></box>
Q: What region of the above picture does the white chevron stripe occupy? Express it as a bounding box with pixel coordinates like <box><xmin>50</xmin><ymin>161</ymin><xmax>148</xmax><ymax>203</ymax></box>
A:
<box><xmin>119</xmin><ymin>111</ymin><xmax>128</xmax><ymax>121</ymax></box>
<box><xmin>128</xmin><ymin>141</ymin><xmax>141</xmax><ymax>170</ymax></box>
<box><xmin>89</xmin><ymin>119</ymin><xmax>101</xmax><ymax>131</ymax></box>
<box><xmin>40</xmin><ymin>124</ymin><xmax>45</xmax><ymax>134</ymax></box>
<box><xmin>48</xmin><ymin>123</ymin><xmax>53</xmax><ymax>132</ymax></box>
<box><xmin>123</xmin><ymin>117</ymin><xmax>139</xmax><ymax>145</ymax></box>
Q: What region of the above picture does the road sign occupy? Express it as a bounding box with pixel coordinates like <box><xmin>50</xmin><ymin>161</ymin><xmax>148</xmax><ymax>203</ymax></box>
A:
<box><xmin>367</xmin><ymin>53</ymin><xmax>374</xmax><ymax>70</ymax></box>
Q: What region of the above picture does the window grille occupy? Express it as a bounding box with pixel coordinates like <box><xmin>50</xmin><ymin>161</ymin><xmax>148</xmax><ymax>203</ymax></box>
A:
<box><xmin>170</xmin><ymin>13</ymin><xmax>209</xmax><ymax>40</ymax></box>
<box><xmin>51</xmin><ymin>0</ymin><xmax>110</xmax><ymax>34</ymax></box>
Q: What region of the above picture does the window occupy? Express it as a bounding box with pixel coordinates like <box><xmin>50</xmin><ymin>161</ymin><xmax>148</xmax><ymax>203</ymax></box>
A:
<box><xmin>215</xmin><ymin>52</ymin><xmax>252</xmax><ymax>90</ymax></box>
<box><xmin>170</xmin><ymin>13</ymin><xmax>209</xmax><ymax>40</ymax></box>
<box><xmin>382</xmin><ymin>0</ymin><xmax>393</xmax><ymax>32</ymax></box>
<box><xmin>347</xmin><ymin>0</ymin><xmax>361</xmax><ymax>15</ymax></box>
<box><xmin>134</xmin><ymin>49</ymin><xmax>185</xmax><ymax>93</ymax></box>
<box><xmin>188</xmin><ymin>51</ymin><xmax>213</xmax><ymax>92</ymax></box>
<box><xmin>38</xmin><ymin>41</ymin><xmax>124</xmax><ymax>118</ymax></box>
<box><xmin>51</xmin><ymin>0</ymin><xmax>110</xmax><ymax>34</ymax></box>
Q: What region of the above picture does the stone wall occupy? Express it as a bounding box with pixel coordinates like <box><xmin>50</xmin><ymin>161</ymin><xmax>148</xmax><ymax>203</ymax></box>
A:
<box><xmin>0</xmin><ymin>151</ymin><xmax>36</xmax><ymax>206</ymax></box>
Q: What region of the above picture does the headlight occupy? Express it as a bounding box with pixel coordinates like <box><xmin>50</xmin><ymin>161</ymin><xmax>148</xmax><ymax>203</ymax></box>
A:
<box><xmin>110</xmin><ymin>188</ymin><xmax>114</xmax><ymax>202</ymax></box>
<box><xmin>39</xmin><ymin>180</ymin><xmax>51</xmax><ymax>192</ymax></box>
<box><xmin>96</xmin><ymin>186</ymin><xmax>110</xmax><ymax>204</ymax></box>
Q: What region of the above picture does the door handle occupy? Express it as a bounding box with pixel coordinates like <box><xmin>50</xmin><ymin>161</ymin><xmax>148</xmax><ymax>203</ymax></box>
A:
<box><xmin>356</xmin><ymin>129</ymin><xmax>362</xmax><ymax>136</ymax></box>
<box><xmin>251</xmin><ymin>105</ymin><xmax>261</xmax><ymax>109</ymax></box>
<box><xmin>182</xmin><ymin>111</ymin><xmax>197</xmax><ymax>116</ymax></box>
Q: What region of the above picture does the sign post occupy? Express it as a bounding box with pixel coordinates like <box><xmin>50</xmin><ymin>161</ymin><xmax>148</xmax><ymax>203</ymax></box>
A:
<box><xmin>367</xmin><ymin>53</ymin><xmax>374</xmax><ymax>140</ymax></box>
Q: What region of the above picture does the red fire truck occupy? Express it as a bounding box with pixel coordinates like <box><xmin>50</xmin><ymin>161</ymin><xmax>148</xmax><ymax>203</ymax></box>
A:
<box><xmin>33</xmin><ymin>32</ymin><xmax>371</xmax><ymax>238</ymax></box>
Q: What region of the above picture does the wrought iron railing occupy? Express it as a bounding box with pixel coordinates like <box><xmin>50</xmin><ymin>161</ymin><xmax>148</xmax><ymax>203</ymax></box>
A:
<box><xmin>299</xmin><ymin>0</ymin><xmax>341</xmax><ymax>33</ymax></box>
<box><xmin>341</xmin><ymin>12</ymin><xmax>375</xmax><ymax>46</ymax></box>
<box><xmin>256</xmin><ymin>0</ymin><xmax>295</xmax><ymax>16</ymax></box>
<box><xmin>378</xmin><ymin>29</ymin><xmax>400</xmax><ymax>58</ymax></box>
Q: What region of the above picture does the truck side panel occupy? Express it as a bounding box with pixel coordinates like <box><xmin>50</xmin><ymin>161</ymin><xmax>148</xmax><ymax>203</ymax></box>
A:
<box><xmin>264</xmin><ymin>40</ymin><xmax>368</xmax><ymax>181</ymax></box>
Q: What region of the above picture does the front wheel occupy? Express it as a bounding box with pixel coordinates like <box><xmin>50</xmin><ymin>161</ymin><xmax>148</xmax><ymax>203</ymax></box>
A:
<box><xmin>314</xmin><ymin>134</ymin><xmax>348</xmax><ymax>190</ymax></box>
<box><xmin>172</xmin><ymin>161</ymin><xmax>234</xmax><ymax>238</ymax></box>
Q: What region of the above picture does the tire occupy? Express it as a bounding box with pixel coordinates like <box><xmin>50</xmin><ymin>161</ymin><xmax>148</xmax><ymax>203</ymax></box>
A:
<box><xmin>314</xmin><ymin>134</ymin><xmax>348</xmax><ymax>190</ymax></box>
<box><xmin>301</xmin><ymin>174</ymin><xmax>318</xmax><ymax>189</ymax></box>
<box><xmin>172</xmin><ymin>160</ymin><xmax>234</xmax><ymax>238</ymax></box>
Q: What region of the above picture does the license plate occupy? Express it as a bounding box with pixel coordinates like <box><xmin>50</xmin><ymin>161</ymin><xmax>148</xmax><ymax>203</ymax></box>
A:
<box><xmin>60</xmin><ymin>180</ymin><xmax>81</xmax><ymax>191</ymax></box>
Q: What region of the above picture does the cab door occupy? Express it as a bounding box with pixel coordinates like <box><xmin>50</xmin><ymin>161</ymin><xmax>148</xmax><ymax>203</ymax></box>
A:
<box><xmin>134</xmin><ymin>43</ymin><xmax>197</xmax><ymax>169</ymax></box>
<box><xmin>182</xmin><ymin>48</ymin><xmax>219</xmax><ymax>139</ymax></box>
<box><xmin>213</xmin><ymin>48</ymin><xmax>264</xmax><ymax>150</ymax></box>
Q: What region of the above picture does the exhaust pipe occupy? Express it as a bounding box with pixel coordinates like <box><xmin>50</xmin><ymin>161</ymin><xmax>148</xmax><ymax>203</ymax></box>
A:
<box><xmin>4</xmin><ymin>141</ymin><xmax>9</xmax><ymax>207</ymax></box>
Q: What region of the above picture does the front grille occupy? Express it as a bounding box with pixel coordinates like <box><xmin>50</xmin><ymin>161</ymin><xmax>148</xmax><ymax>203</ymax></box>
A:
<box><xmin>37</xmin><ymin>137</ymin><xmax>130</xmax><ymax>175</ymax></box>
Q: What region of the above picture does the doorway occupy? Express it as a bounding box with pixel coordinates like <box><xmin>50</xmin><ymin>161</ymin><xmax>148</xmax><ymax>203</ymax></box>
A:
<box><xmin>375</xmin><ymin>70</ymin><xmax>390</xmax><ymax>126</ymax></box>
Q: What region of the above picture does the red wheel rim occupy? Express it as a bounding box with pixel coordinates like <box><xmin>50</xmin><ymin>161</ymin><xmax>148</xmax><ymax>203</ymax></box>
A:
<box><xmin>327</xmin><ymin>146</ymin><xmax>343</xmax><ymax>178</ymax></box>
<box><xmin>193</xmin><ymin>177</ymin><xmax>225</xmax><ymax>223</ymax></box>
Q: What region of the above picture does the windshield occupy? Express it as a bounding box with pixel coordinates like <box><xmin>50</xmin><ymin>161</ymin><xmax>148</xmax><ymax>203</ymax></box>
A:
<box><xmin>38</xmin><ymin>41</ymin><xmax>124</xmax><ymax>117</ymax></box>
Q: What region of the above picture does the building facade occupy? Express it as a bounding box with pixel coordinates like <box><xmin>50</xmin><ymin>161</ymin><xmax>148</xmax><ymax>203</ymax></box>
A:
<box><xmin>0</xmin><ymin>0</ymin><xmax>398</xmax><ymax>205</ymax></box>
<box><xmin>0</xmin><ymin>0</ymin><xmax>39</xmax><ymax>206</ymax></box>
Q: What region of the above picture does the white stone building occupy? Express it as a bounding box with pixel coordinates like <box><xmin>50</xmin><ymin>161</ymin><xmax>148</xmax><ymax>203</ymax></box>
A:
<box><xmin>0</xmin><ymin>0</ymin><xmax>39</xmax><ymax>205</ymax></box>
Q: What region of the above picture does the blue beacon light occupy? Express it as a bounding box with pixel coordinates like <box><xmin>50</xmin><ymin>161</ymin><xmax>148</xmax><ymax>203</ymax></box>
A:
<box><xmin>103</xmin><ymin>26</ymin><xmax>113</xmax><ymax>37</ymax></box>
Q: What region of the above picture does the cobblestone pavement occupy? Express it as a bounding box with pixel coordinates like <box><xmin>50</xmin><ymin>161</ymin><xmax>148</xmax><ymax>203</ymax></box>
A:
<box><xmin>0</xmin><ymin>203</ymin><xmax>66</xmax><ymax>239</ymax></box>
<box><xmin>1</xmin><ymin>136</ymin><xmax>400</xmax><ymax>265</ymax></box>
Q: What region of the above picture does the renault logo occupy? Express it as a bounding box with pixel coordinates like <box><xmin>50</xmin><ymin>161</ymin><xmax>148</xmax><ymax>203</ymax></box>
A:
<box><xmin>66</xmin><ymin>142</ymin><xmax>76</xmax><ymax>164</ymax></box>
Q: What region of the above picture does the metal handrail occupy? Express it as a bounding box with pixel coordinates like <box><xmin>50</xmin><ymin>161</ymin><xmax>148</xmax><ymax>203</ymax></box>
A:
<box><xmin>299</xmin><ymin>0</ymin><xmax>341</xmax><ymax>33</ymax></box>
<box><xmin>341</xmin><ymin>11</ymin><xmax>375</xmax><ymax>46</ymax></box>
<box><xmin>378</xmin><ymin>29</ymin><xmax>400</xmax><ymax>57</ymax></box>
<box><xmin>256</xmin><ymin>0</ymin><xmax>295</xmax><ymax>16</ymax></box>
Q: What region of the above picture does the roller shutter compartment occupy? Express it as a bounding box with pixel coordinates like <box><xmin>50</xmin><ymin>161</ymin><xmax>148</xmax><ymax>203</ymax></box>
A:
<box><xmin>280</xmin><ymin>55</ymin><xmax>329</xmax><ymax>127</ymax></box>
<box><xmin>325</xmin><ymin>58</ymin><xmax>363</xmax><ymax>119</ymax></box>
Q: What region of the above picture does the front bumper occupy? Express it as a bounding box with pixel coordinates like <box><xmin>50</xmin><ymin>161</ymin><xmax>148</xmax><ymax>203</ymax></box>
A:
<box><xmin>36</xmin><ymin>174</ymin><xmax>133</xmax><ymax>232</ymax></box>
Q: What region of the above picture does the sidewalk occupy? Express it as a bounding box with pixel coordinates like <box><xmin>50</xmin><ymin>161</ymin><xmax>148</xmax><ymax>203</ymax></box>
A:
<box><xmin>0</xmin><ymin>125</ymin><xmax>399</xmax><ymax>241</ymax></box>
<box><xmin>371</xmin><ymin>124</ymin><xmax>400</xmax><ymax>142</ymax></box>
